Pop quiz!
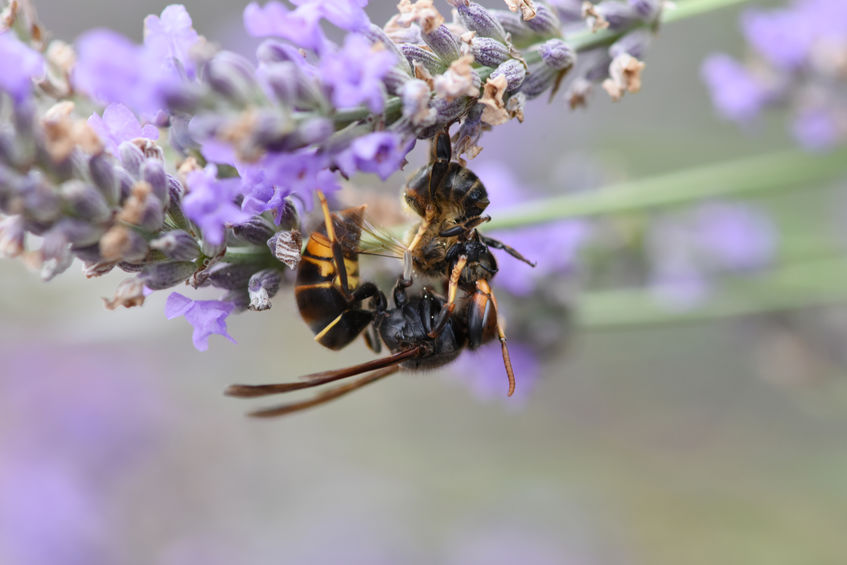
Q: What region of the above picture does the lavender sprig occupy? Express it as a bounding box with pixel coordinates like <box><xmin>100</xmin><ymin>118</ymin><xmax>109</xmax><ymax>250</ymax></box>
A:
<box><xmin>0</xmin><ymin>0</ymin><xmax>750</xmax><ymax>350</ymax></box>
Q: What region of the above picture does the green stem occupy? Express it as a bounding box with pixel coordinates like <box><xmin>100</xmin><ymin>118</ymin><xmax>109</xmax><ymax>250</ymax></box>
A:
<box><xmin>487</xmin><ymin>148</ymin><xmax>847</xmax><ymax>231</ymax></box>
<box><xmin>579</xmin><ymin>254</ymin><xmax>847</xmax><ymax>330</ymax></box>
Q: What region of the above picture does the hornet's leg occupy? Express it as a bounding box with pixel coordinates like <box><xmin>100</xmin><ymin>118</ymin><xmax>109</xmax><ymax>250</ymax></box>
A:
<box><xmin>473</xmin><ymin>279</ymin><xmax>515</xmax><ymax>397</ymax></box>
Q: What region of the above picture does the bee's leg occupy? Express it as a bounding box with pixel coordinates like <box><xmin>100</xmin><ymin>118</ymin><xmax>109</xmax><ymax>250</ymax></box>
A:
<box><xmin>468</xmin><ymin>279</ymin><xmax>516</xmax><ymax>397</ymax></box>
<box><xmin>427</xmin><ymin>255</ymin><xmax>467</xmax><ymax>339</ymax></box>
<box><xmin>480</xmin><ymin>235</ymin><xmax>536</xmax><ymax>267</ymax></box>
<box><xmin>316</xmin><ymin>190</ymin><xmax>353</xmax><ymax>299</ymax></box>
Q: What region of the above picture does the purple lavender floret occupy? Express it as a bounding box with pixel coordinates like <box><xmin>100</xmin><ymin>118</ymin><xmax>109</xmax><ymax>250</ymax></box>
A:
<box><xmin>792</xmin><ymin>106</ymin><xmax>841</xmax><ymax>151</ymax></box>
<box><xmin>165</xmin><ymin>292</ymin><xmax>237</xmax><ymax>350</ymax></box>
<box><xmin>87</xmin><ymin>103</ymin><xmax>159</xmax><ymax>157</ymax></box>
<box><xmin>183</xmin><ymin>164</ymin><xmax>252</xmax><ymax>245</ymax></box>
<box><xmin>73</xmin><ymin>29</ymin><xmax>182</xmax><ymax>116</ymax></box>
<box><xmin>0</xmin><ymin>31</ymin><xmax>45</xmax><ymax>103</ymax></box>
<box><xmin>452</xmin><ymin>340</ymin><xmax>540</xmax><ymax>404</ymax></box>
<box><xmin>319</xmin><ymin>33</ymin><xmax>395</xmax><ymax>113</ymax></box>
<box><xmin>334</xmin><ymin>132</ymin><xmax>414</xmax><ymax>180</ymax></box>
<box><xmin>143</xmin><ymin>4</ymin><xmax>203</xmax><ymax>78</ymax></box>
<box><xmin>700</xmin><ymin>54</ymin><xmax>769</xmax><ymax>123</ymax></box>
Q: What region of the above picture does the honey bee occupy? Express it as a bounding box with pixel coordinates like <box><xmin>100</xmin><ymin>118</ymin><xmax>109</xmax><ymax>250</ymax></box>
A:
<box><xmin>226</xmin><ymin>192</ymin><xmax>512</xmax><ymax>417</ymax></box>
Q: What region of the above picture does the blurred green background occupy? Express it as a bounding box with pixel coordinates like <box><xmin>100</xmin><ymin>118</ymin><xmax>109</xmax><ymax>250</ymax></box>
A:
<box><xmin>2</xmin><ymin>1</ymin><xmax>847</xmax><ymax>564</ymax></box>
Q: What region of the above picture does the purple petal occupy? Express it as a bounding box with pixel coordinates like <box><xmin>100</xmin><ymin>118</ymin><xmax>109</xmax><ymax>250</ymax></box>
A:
<box><xmin>166</xmin><ymin>292</ymin><xmax>237</xmax><ymax>351</ymax></box>
<box><xmin>700</xmin><ymin>54</ymin><xmax>769</xmax><ymax>123</ymax></box>
<box><xmin>0</xmin><ymin>31</ymin><xmax>45</xmax><ymax>102</ymax></box>
<box><xmin>143</xmin><ymin>5</ymin><xmax>202</xmax><ymax>78</ymax></box>
<box><xmin>87</xmin><ymin>103</ymin><xmax>159</xmax><ymax>156</ymax></box>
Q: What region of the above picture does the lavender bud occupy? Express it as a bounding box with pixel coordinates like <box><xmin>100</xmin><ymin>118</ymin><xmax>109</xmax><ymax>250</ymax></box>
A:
<box><xmin>118</xmin><ymin>141</ymin><xmax>145</xmax><ymax>178</ymax></box>
<box><xmin>384</xmin><ymin>66</ymin><xmax>412</xmax><ymax>95</ymax></box>
<box><xmin>141</xmin><ymin>158</ymin><xmax>169</xmax><ymax>204</ymax></box>
<box><xmin>150</xmin><ymin>230</ymin><xmax>201</xmax><ymax>261</ymax></box>
<box><xmin>525</xmin><ymin>4</ymin><xmax>561</xmax><ymax>36</ymax></box>
<box><xmin>490</xmin><ymin>9</ymin><xmax>536</xmax><ymax>43</ymax></box>
<box><xmin>595</xmin><ymin>2</ymin><xmax>638</xmax><ymax>30</ymax></box>
<box><xmin>232</xmin><ymin>216</ymin><xmax>276</xmax><ymax>246</ymax></box>
<box><xmin>519</xmin><ymin>64</ymin><xmax>555</xmax><ymax>98</ymax></box>
<box><xmin>365</xmin><ymin>24</ymin><xmax>411</xmax><ymax>74</ymax></box>
<box><xmin>429</xmin><ymin>96</ymin><xmax>476</xmax><ymax>132</ymax></box>
<box><xmin>0</xmin><ymin>130</ymin><xmax>17</xmax><ymax>167</ymax></box>
<box><xmin>457</xmin><ymin>2</ymin><xmax>508</xmax><ymax>43</ymax></box>
<box><xmin>268</xmin><ymin>230</ymin><xmax>302</xmax><ymax>269</ymax></box>
<box><xmin>88</xmin><ymin>153</ymin><xmax>119</xmax><ymax>205</ymax></box>
<box><xmin>21</xmin><ymin>173</ymin><xmax>62</xmax><ymax>224</ymax></box>
<box><xmin>471</xmin><ymin>37</ymin><xmax>511</xmax><ymax>67</ymax></box>
<box><xmin>140</xmin><ymin>261</ymin><xmax>197</xmax><ymax>290</ymax></box>
<box><xmin>630</xmin><ymin>0</ymin><xmax>661</xmax><ymax>20</ymax></box>
<box><xmin>256</xmin><ymin>39</ymin><xmax>307</xmax><ymax>65</ymax></box>
<box><xmin>553</xmin><ymin>0</ymin><xmax>584</xmax><ymax>22</ymax></box>
<box><xmin>259</xmin><ymin>61</ymin><xmax>319</xmax><ymax>108</ymax></box>
<box><xmin>137</xmin><ymin>194</ymin><xmax>165</xmax><ymax>232</ymax></box>
<box><xmin>118</xmin><ymin>261</ymin><xmax>146</xmax><ymax>273</ymax></box>
<box><xmin>490</xmin><ymin>59</ymin><xmax>527</xmax><ymax>94</ymax></box>
<box><xmin>538</xmin><ymin>39</ymin><xmax>575</xmax><ymax>70</ymax></box>
<box><xmin>422</xmin><ymin>25</ymin><xmax>461</xmax><ymax>63</ymax></box>
<box><xmin>206</xmin><ymin>51</ymin><xmax>258</xmax><ymax>103</ymax></box>
<box><xmin>51</xmin><ymin>218</ymin><xmax>103</xmax><ymax>247</ymax></box>
<box><xmin>100</xmin><ymin>225</ymin><xmax>148</xmax><ymax>263</ymax></box>
<box><xmin>207</xmin><ymin>262</ymin><xmax>257</xmax><ymax>290</ymax></box>
<box><xmin>401</xmin><ymin>44</ymin><xmax>447</xmax><ymax>75</ymax></box>
<box><xmin>248</xmin><ymin>268</ymin><xmax>282</xmax><ymax>311</ymax></box>
<box><xmin>609</xmin><ymin>29</ymin><xmax>651</xmax><ymax>60</ymax></box>
<box><xmin>115</xmin><ymin>167</ymin><xmax>135</xmax><ymax>204</ymax></box>
<box><xmin>61</xmin><ymin>180</ymin><xmax>111</xmax><ymax>223</ymax></box>
<box><xmin>70</xmin><ymin>242</ymin><xmax>103</xmax><ymax>264</ymax></box>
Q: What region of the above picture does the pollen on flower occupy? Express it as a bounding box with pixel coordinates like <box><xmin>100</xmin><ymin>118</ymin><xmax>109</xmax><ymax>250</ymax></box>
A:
<box><xmin>99</xmin><ymin>225</ymin><xmax>133</xmax><ymax>262</ymax></box>
<box><xmin>602</xmin><ymin>53</ymin><xmax>645</xmax><ymax>101</ymax></box>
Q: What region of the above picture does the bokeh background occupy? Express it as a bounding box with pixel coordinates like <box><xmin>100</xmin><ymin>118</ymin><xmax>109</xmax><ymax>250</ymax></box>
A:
<box><xmin>3</xmin><ymin>1</ymin><xmax>847</xmax><ymax>563</ymax></box>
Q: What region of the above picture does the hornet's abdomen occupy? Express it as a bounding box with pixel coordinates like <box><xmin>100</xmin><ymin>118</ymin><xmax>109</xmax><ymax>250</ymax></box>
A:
<box><xmin>295</xmin><ymin>207</ymin><xmax>373</xmax><ymax>350</ymax></box>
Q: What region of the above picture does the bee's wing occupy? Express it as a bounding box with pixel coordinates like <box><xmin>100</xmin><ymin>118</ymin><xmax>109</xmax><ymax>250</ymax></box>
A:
<box><xmin>356</xmin><ymin>216</ymin><xmax>409</xmax><ymax>260</ymax></box>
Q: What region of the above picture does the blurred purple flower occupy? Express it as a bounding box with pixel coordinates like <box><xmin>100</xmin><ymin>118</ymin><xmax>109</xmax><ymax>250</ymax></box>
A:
<box><xmin>742</xmin><ymin>0</ymin><xmax>847</xmax><ymax>70</ymax></box>
<box><xmin>183</xmin><ymin>164</ymin><xmax>252</xmax><ymax>245</ymax></box>
<box><xmin>144</xmin><ymin>4</ymin><xmax>203</xmax><ymax>78</ymax></box>
<box><xmin>165</xmin><ymin>292</ymin><xmax>237</xmax><ymax>351</ymax></box>
<box><xmin>87</xmin><ymin>103</ymin><xmax>159</xmax><ymax>156</ymax></box>
<box><xmin>304</xmin><ymin>0</ymin><xmax>370</xmax><ymax>33</ymax></box>
<box><xmin>451</xmin><ymin>341</ymin><xmax>540</xmax><ymax>405</ymax></box>
<box><xmin>0</xmin><ymin>31</ymin><xmax>45</xmax><ymax>103</ymax></box>
<box><xmin>792</xmin><ymin>106</ymin><xmax>840</xmax><ymax>151</ymax></box>
<box><xmin>0</xmin><ymin>342</ymin><xmax>163</xmax><ymax>565</ymax></box>
<box><xmin>260</xmin><ymin>148</ymin><xmax>341</xmax><ymax>211</ymax></box>
<box><xmin>335</xmin><ymin>131</ymin><xmax>414</xmax><ymax>180</ymax></box>
<box><xmin>648</xmin><ymin>201</ymin><xmax>777</xmax><ymax>308</ymax></box>
<box><xmin>741</xmin><ymin>7</ymin><xmax>813</xmax><ymax>70</ymax></box>
<box><xmin>73</xmin><ymin>29</ymin><xmax>181</xmax><ymax>116</ymax></box>
<box><xmin>244</xmin><ymin>1</ymin><xmax>325</xmax><ymax>52</ymax></box>
<box><xmin>700</xmin><ymin>54</ymin><xmax>769</xmax><ymax>123</ymax></box>
<box><xmin>319</xmin><ymin>33</ymin><xmax>395</xmax><ymax>113</ymax></box>
<box><xmin>474</xmin><ymin>161</ymin><xmax>591</xmax><ymax>296</ymax></box>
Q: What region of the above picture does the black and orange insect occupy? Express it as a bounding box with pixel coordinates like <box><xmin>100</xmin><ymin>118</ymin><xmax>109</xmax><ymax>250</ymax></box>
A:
<box><xmin>225</xmin><ymin>189</ymin><xmax>517</xmax><ymax>416</ymax></box>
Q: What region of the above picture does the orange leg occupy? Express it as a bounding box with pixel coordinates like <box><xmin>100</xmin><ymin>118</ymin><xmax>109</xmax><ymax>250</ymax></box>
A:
<box><xmin>477</xmin><ymin>279</ymin><xmax>516</xmax><ymax>397</ymax></box>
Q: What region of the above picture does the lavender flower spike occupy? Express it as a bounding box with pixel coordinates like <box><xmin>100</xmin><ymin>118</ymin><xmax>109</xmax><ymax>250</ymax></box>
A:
<box><xmin>165</xmin><ymin>292</ymin><xmax>237</xmax><ymax>351</ymax></box>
